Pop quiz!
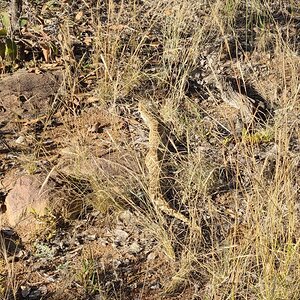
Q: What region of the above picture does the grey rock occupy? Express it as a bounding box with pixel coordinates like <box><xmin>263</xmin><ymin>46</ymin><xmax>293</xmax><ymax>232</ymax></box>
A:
<box><xmin>28</xmin><ymin>289</ymin><xmax>41</xmax><ymax>299</ymax></box>
<box><xmin>114</xmin><ymin>229</ymin><xmax>129</xmax><ymax>243</ymax></box>
<box><xmin>20</xmin><ymin>286</ymin><xmax>31</xmax><ymax>298</ymax></box>
<box><xmin>118</xmin><ymin>210</ymin><xmax>133</xmax><ymax>224</ymax></box>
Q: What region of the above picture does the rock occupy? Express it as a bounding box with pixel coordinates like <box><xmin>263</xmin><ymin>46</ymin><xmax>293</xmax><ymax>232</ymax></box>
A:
<box><xmin>113</xmin><ymin>259</ymin><xmax>122</xmax><ymax>268</ymax></box>
<box><xmin>0</xmin><ymin>70</ymin><xmax>62</xmax><ymax>137</ymax></box>
<box><xmin>114</xmin><ymin>229</ymin><xmax>129</xmax><ymax>243</ymax></box>
<box><xmin>38</xmin><ymin>285</ymin><xmax>47</xmax><ymax>296</ymax></box>
<box><xmin>86</xmin><ymin>234</ymin><xmax>97</xmax><ymax>241</ymax></box>
<box><xmin>15</xmin><ymin>136</ymin><xmax>25</xmax><ymax>144</ymax></box>
<box><xmin>60</xmin><ymin>148</ymin><xmax>140</xmax><ymax>213</ymax></box>
<box><xmin>0</xmin><ymin>169</ymin><xmax>22</xmax><ymax>191</ymax></box>
<box><xmin>147</xmin><ymin>252</ymin><xmax>157</xmax><ymax>261</ymax></box>
<box><xmin>1</xmin><ymin>172</ymin><xmax>85</xmax><ymax>239</ymax></box>
<box><xmin>21</xmin><ymin>286</ymin><xmax>31</xmax><ymax>298</ymax></box>
<box><xmin>118</xmin><ymin>210</ymin><xmax>133</xmax><ymax>224</ymax></box>
<box><xmin>129</xmin><ymin>242</ymin><xmax>142</xmax><ymax>254</ymax></box>
<box><xmin>150</xmin><ymin>282</ymin><xmax>161</xmax><ymax>290</ymax></box>
<box><xmin>0</xmin><ymin>70</ymin><xmax>61</xmax><ymax>113</ymax></box>
<box><xmin>28</xmin><ymin>288</ymin><xmax>41</xmax><ymax>299</ymax></box>
<box><xmin>4</xmin><ymin>174</ymin><xmax>54</xmax><ymax>227</ymax></box>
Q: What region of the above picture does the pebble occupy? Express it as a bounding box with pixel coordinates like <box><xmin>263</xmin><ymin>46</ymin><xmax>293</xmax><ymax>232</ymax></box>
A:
<box><xmin>114</xmin><ymin>229</ymin><xmax>129</xmax><ymax>243</ymax></box>
<box><xmin>118</xmin><ymin>210</ymin><xmax>133</xmax><ymax>224</ymax></box>
<box><xmin>129</xmin><ymin>242</ymin><xmax>142</xmax><ymax>254</ymax></box>
<box><xmin>15</xmin><ymin>136</ymin><xmax>25</xmax><ymax>144</ymax></box>
<box><xmin>21</xmin><ymin>286</ymin><xmax>31</xmax><ymax>298</ymax></box>
<box><xmin>39</xmin><ymin>285</ymin><xmax>48</xmax><ymax>295</ymax></box>
<box><xmin>28</xmin><ymin>289</ymin><xmax>41</xmax><ymax>299</ymax></box>
<box><xmin>147</xmin><ymin>252</ymin><xmax>157</xmax><ymax>261</ymax></box>
<box><xmin>86</xmin><ymin>234</ymin><xmax>97</xmax><ymax>241</ymax></box>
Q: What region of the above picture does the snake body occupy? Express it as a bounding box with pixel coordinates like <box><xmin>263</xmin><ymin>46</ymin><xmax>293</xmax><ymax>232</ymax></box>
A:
<box><xmin>138</xmin><ymin>101</ymin><xmax>195</xmax><ymax>228</ymax></box>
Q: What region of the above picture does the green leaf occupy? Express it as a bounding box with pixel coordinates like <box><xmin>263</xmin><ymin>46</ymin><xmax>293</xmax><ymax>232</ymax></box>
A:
<box><xmin>0</xmin><ymin>41</ymin><xmax>5</xmax><ymax>58</ymax></box>
<box><xmin>0</xmin><ymin>12</ymin><xmax>10</xmax><ymax>30</ymax></box>
<box><xmin>0</xmin><ymin>28</ymin><xmax>7</xmax><ymax>37</ymax></box>
<box><xmin>19</xmin><ymin>17</ymin><xmax>28</xmax><ymax>27</ymax></box>
<box><xmin>5</xmin><ymin>38</ymin><xmax>17</xmax><ymax>60</ymax></box>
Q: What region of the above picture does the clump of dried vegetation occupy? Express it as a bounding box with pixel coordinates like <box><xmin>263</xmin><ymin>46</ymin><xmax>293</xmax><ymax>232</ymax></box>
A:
<box><xmin>1</xmin><ymin>0</ymin><xmax>299</xmax><ymax>299</ymax></box>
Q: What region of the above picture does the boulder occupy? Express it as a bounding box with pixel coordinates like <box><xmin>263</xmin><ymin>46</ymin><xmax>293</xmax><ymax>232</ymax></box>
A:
<box><xmin>4</xmin><ymin>174</ymin><xmax>54</xmax><ymax>227</ymax></box>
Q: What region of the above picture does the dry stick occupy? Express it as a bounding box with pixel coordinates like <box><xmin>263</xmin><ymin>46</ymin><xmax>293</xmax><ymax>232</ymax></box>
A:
<box><xmin>10</xmin><ymin>0</ymin><xmax>22</xmax><ymax>34</ymax></box>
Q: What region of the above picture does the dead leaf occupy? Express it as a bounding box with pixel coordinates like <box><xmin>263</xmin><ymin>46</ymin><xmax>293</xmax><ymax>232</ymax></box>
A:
<box><xmin>41</xmin><ymin>43</ymin><xmax>51</xmax><ymax>62</ymax></box>
<box><xmin>75</xmin><ymin>11</ymin><xmax>83</xmax><ymax>21</ymax></box>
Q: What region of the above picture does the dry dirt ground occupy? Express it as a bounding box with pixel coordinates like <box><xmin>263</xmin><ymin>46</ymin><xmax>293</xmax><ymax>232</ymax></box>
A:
<box><xmin>0</xmin><ymin>0</ymin><xmax>299</xmax><ymax>299</ymax></box>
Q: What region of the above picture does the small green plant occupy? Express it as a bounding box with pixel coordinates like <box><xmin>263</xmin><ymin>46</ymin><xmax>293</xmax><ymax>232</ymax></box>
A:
<box><xmin>242</xmin><ymin>127</ymin><xmax>274</xmax><ymax>144</ymax></box>
<box><xmin>0</xmin><ymin>12</ymin><xmax>17</xmax><ymax>61</ymax></box>
<box><xmin>77</xmin><ymin>257</ymin><xmax>101</xmax><ymax>296</ymax></box>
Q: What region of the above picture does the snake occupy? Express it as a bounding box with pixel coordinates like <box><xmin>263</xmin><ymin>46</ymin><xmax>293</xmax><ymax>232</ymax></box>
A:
<box><xmin>138</xmin><ymin>101</ymin><xmax>198</xmax><ymax>230</ymax></box>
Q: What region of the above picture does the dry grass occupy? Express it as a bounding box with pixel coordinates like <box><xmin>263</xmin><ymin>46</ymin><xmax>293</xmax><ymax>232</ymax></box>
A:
<box><xmin>1</xmin><ymin>0</ymin><xmax>299</xmax><ymax>298</ymax></box>
<box><xmin>54</xmin><ymin>0</ymin><xmax>300</xmax><ymax>298</ymax></box>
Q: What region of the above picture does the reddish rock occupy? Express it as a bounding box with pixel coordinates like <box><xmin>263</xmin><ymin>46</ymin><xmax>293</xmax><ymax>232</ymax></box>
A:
<box><xmin>4</xmin><ymin>175</ymin><xmax>54</xmax><ymax>227</ymax></box>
